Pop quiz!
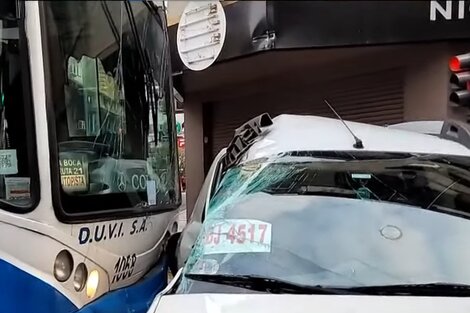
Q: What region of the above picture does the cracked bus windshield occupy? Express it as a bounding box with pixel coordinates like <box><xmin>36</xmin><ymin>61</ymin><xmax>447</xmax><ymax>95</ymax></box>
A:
<box><xmin>43</xmin><ymin>1</ymin><xmax>179</xmax><ymax>214</ymax></box>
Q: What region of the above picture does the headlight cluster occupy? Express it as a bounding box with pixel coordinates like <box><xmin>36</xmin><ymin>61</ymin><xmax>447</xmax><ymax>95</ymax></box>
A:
<box><xmin>86</xmin><ymin>270</ymin><xmax>100</xmax><ymax>298</ymax></box>
<box><xmin>73</xmin><ymin>262</ymin><xmax>88</xmax><ymax>292</ymax></box>
<box><xmin>53</xmin><ymin>250</ymin><xmax>73</xmax><ymax>282</ymax></box>
<box><xmin>53</xmin><ymin>250</ymin><xmax>100</xmax><ymax>298</ymax></box>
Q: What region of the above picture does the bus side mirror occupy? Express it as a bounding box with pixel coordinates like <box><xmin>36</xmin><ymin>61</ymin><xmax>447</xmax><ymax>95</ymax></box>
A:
<box><xmin>0</xmin><ymin>1</ymin><xmax>19</xmax><ymax>20</ymax></box>
<box><xmin>176</xmin><ymin>221</ymin><xmax>202</xmax><ymax>269</ymax></box>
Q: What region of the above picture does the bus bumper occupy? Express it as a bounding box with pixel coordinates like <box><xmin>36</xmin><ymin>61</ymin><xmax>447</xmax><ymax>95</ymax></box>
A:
<box><xmin>78</xmin><ymin>256</ymin><xmax>168</xmax><ymax>313</ymax></box>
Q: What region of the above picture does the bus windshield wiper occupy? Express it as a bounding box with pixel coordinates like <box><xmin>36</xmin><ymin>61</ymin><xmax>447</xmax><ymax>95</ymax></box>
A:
<box><xmin>185</xmin><ymin>273</ymin><xmax>356</xmax><ymax>295</ymax></box>
<box><xmin>346</xmin><ymin>283</ymin><xmax>470</xmax><ymax>297</ymax></box>
<box><xmin>124</xmin><ymin>1</ymin><xmax>160</xmax><ymax>151</ymax></box>
<box><xmin>126</xmin><ymin>1</ymin><xmax>168</xmax><ymax>100</ymax></box>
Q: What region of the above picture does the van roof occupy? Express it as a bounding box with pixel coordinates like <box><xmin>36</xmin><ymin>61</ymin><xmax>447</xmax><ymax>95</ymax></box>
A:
<box><xmin>242</xmin><ymin>114</ymin><xmax>470</xmax><ymax>162</ymax></box>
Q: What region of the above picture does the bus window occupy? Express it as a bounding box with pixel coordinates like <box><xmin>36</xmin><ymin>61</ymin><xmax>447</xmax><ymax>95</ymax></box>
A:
<box><xmin>42</xmin><ymin>1</ymin><xmax>180</xmax><ymax>219</ymax></box>
<box><xmin>0</xmin><ymin>6</ymin><xmax>37</xmax><ymax>211</ymax></box>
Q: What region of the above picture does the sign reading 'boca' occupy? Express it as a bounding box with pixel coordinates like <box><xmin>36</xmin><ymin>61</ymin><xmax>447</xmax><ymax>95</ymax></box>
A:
<box><xmin>59</xmin><ymin>155</ymin><xmax>88</xmax><ymax>192</ymax></box>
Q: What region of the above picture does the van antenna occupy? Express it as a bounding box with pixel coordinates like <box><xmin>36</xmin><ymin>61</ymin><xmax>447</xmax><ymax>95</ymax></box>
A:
<box><xmin>324</xmin><ymin>99</ymin><xmax>364</xmax><ymax>149</ymax></box>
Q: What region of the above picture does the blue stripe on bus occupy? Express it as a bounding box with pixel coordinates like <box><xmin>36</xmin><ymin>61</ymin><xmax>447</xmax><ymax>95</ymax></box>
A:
<box><xmin>78</xmin><ymin>256</ymin><xmax>168</xmax><ymax>313</ymax></box>
<box><xmin>0</xmin><ymin>256</ymin><xmax>168</xmax><ymax>313</ymax></box>
<box><xmin>0</xmin><ymin>259</ymin><xmax>78</xmax><ymax>313</ymax></box>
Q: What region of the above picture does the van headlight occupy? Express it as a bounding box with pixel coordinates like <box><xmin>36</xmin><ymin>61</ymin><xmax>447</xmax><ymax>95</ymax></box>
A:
<box><xmin>54</xmin><ymin>250</ymin><xmax>74</xmax><ymax>282</ymax></box>
<box><xmin>73</xmin><ymin>263</ymin><xmax>88</xmax><ymax>292</ymax></box>
<box><xmin>86</xmin><ymin>270</ymin><xmax>100</xmax><ymax>298</ymax></box>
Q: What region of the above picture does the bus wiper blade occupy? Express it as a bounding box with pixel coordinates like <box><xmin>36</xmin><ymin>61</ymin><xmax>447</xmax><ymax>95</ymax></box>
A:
<box><xmin>185</xmin><ymin>273</ymin><xmax>356</xmax><ymax>295</ymax></box>
<box><xmin>347</xmin><ymin>283</ymin><xmax>470</xmax><ymax>297</ymax></box>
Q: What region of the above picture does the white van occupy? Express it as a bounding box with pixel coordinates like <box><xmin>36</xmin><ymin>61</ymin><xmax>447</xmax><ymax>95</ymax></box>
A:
<box><xmin>149</xmin><ymin>114</ymin><xmax>470</xmax><ymax>313</ymax></box>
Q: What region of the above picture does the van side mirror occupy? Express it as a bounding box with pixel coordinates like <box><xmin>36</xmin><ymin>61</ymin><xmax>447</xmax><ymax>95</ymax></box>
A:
<box><xmin>176</xmin><ymin>221</ymin><xmax>202</xmax><ymax>269</ymax></box>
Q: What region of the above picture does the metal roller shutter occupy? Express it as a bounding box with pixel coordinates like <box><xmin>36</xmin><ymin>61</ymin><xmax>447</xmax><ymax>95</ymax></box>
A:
<box><xmin>209</xmin><ymin>67</ymin><xmax>404</xmax><ymax>159</ymax></box>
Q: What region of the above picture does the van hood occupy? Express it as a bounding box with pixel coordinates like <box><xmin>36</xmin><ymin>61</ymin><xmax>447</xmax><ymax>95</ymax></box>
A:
<box><xmin>152</xmin><ymin>293</ymin><xmax>470</xmax><ymax>313</ymax></box>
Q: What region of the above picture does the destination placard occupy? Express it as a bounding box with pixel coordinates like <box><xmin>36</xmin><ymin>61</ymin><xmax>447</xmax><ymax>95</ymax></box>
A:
<box><xmin>59</xmin><ymin>155</ymin><xmax>88</xmax><ymax>192</ymax></box>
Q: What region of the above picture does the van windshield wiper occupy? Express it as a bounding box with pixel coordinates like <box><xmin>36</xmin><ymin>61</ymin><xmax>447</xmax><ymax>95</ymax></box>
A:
<box><xmin>347</xmin><ymin>283</ymin><xmax>470</xmax><ymax>297</ymax></box>
<box><xmin>185</xmin><ymin>273</ymin><xmax>356</xmax><ymax>295</ymax></box>
<box><xmin>186</xmin><ymin>274</ymin><xmax>470</xmax><ymax>297</ymax></box>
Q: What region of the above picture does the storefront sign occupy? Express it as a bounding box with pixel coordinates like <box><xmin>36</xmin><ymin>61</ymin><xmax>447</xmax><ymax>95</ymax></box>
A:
<box><xmin>177</xmin><ymin>136</ymin><xmax>185</xmax><ymax>149</ymax></box>
<box><xmin>177</xmin><ymin>1</ymin><xmax>227</xmax><ymax>71</ymax></box>
<box><xmin>170</xmin><ymin>0</ymin><xmax>470</xmax><ymax>72</ymax></box>
<box><xmin>430</xmin><ymin>1</ymin><xmax>470</xmax><ymax>21</ymax></box>
<box><xmin>272</xmin><ymin>1</ymin><xmax>470</xmax><ymax>49</ymax></box>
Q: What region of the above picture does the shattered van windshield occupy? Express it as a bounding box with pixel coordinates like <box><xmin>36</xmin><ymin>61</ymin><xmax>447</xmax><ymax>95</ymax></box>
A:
<box><xmin>43</xmin><ymin>1</ymin><xmax>179</xmax><ymax>216</ymax></box>
<box><xmin>179</xmin><ymin>152</ymin><xmax>470</xmax><ymax>292</ymax></box>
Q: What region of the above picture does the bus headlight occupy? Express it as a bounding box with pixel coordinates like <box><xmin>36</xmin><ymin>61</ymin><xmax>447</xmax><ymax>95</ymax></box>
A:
<box><xmin>73</xmin><ymin>263</ymin><xmax>88</xmax><ymax>292</ymax></box>
<box><xmin>86</xmin><ymin>270</ymin><xmax>100</xmax><ymax>298</ymax></box>
<box><xmin>54</xmin><ymin>250</ymin><xmax>74</xmax><ymax>282</ymax></box>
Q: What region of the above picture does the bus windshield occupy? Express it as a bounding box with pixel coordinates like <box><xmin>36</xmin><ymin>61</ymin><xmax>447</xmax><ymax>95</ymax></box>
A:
<box><xmin>42</xmin><ymin>1</ymin><xmax>180</xmax><ymax>218</ymax></box>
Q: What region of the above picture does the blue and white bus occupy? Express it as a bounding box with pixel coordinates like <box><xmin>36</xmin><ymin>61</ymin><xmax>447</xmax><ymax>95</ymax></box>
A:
<box><xmin>0</xmin><ymin>1</ymin><xmax>181</xmax><ymax>312</ymax></box>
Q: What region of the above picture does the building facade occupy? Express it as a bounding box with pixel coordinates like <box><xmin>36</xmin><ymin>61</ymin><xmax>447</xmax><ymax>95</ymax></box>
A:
<box><xmin>168</xmin><ymin>1</ymin><xmax>470</xmax><ymax>215</ymax></box>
